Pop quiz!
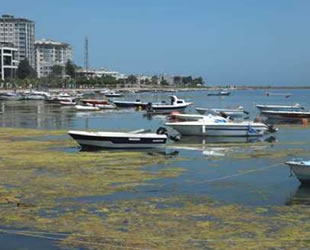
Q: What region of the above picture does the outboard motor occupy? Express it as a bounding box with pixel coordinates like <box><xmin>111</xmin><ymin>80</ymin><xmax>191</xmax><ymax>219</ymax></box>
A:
<box><xmin>169</xmin><ymin>134</ymin><xmax>181</xmax><ymax>142</ymax></box>
<box><xmin>146</xmin><ymin>102</ymin><xmax>153</xmax><ymax>112</ymax></box>
<box><xmin>156</xmin><ymin>127</ymin><xmax>168</xmax><ymax>135</ymax></box>
<box><xmin>267</xmin><ymin>124</ymin><xmax>278</xmax><ymax>133</ymax></box>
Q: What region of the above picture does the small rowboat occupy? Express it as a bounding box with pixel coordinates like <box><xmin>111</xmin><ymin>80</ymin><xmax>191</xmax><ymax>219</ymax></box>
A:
<box><xmin>68</xmin><ymin>128</ymin><xmax>168</xmax><ymax>149</ymax></box>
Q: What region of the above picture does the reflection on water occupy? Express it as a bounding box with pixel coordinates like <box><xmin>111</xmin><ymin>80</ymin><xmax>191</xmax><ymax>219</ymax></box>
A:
<box><xmin>286</xmin><ymin>184</ymin><xmax>310</xmax><ymax>206</ymax></box>
<box><xmin>171</xmin><ymin>135</ymin><xmax>277</xmax><ymax>147</ymax></box>
<box><xmin>265</xmin><ymin>117</ymin><xmax>308</xmax><ymax>125</ymax></box>
<box><xmin>167</xmin><ymin>135</ymin><xmax>275</xmax><ymax>158</ymax></box>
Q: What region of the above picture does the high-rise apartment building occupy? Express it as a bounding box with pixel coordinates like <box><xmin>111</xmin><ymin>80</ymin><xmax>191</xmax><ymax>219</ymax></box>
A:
<box><xmin>35</xmin><ymin>39</ymin><xmax>72</xmax><ymax>78</ymax></box>
<box><xmin>0</xmin><ymin>14</ymin><xmax>35</xmax><ymax>69</ymax></box>
<box><xmin>0</xmin><ymin>45</ymin><xmax>18</xmax><ymax>80</ymax></box>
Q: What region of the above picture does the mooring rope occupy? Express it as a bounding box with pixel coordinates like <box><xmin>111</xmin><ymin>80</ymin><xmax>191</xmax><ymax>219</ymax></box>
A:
<box><xmin>0</xmin><ymin>229</ymin><xmax>148</xmax><ymax>250</ymax></box>
<box><xmin>1</xmin><ymin>228</ymin><xmax>310</xmax><ymax>247</ymax></box>
<box><xmin>194</xmin><ymin>162</ymin><xmax>283</xmax><ymax>185</ymax></box>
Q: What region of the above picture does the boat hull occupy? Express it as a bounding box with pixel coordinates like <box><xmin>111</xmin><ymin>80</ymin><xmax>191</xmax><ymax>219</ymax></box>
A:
<box><xmin>113</xmin><ymin>101</ymin><xmax>147</xmax><ymax>108</ymax></box>
<box><xmin>286</xmin><ymin>161</ymin><xmax>310</xmax><ymax>184</ymax></box>
<box><xmin>68</xmin><ymin>131</ymin><xmax>167</xmax><ymax>149</ymax></box>
<box><xmin>261</xmin><ymin>111</ymin><xmax>310</xmax><ymax>119</ymax></box>
<box><xmin>256</xmin><ymin>105</ymin><xmax>302</xmax><ymax>112</ymax></box>
<box><xmin>165</xmin><ymin>123</ymin><xmax>267</xmax><ymax>136</ymax></box>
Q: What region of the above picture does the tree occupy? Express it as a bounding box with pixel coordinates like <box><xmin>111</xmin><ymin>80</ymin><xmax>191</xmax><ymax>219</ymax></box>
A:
<box><xmin>160</xmin><ymin>79</ymin><xmax>169</xmax><ymax>86</ymax></box>
<box><xmin>16</xmin><ymin>59</ymin><xmax>36</xmax><ymax>79</ymax></box>
<box><xmin>192</xmin><ymin>77</ymin><xmax>204</xmax><ymax>86</ymax></box>
<box><xmin>151</xmin><ymin>75</ymin><xmax>159</xmax><ymax>85</ymax></box>
<box><xmin>101</xmin><ymin>75</ymin><xmax>117</xmax><ymax>85</ymax></box>
<box><xmin>50</xmin><ymin>65</ymin><xmax>64</xmax><ymax>78</ymax></box>
<box><xmin>65</xmin><ymin>60</ymin><xmax>76</xmax><ymax>78</ymax></box>
<box><xmin>126</xmin><ymin>75</ymin><xmax>137</xmax><ymax>84</ymax></box>
<box><xmin>182</xmin><ymin>76</ymin><xmax>192</xmax><ymax>85</ymax></box>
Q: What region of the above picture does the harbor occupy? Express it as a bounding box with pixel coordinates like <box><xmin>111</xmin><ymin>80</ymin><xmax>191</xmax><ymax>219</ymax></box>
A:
<box><xmin>1</xmin><ymin>0</ymin><xmax>310</xmax><ymax>248</ymax></box>
<box><xmin>0</xmin><ymin>88</ymin><xmax>310</xmax><ymax>249</ymax></box>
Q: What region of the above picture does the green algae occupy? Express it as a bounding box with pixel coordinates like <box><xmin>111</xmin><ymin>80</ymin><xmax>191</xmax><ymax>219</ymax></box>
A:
<box><xmin>1</xmin><ymin>128</ymin><xmax>310</xmax><ymax>249</ymax></box>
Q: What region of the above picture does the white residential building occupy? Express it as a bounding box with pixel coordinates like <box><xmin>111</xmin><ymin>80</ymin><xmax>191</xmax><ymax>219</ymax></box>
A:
<box><xmin>0</xmin><ymin>14</ymin><xmax>35</xmax><ymax>68</ymax></box>
<box><xmin>35</xmin><ymin>39</ymin><xmax>72</xmax><ymax>78</ymax></box>
<box><xmin>0</xmin><ymin>44</ymin><xmax>18</xmax><ymax>80</ymax></box>
<box><xmin>75</xmin><ymin>68</ymin><xmax>127</xmax><ymax>80</ymax></box>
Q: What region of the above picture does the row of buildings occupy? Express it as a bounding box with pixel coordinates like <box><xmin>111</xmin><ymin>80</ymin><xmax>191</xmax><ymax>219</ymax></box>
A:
<box><xmin>0</xmin><ymin>14</ymin><xmax>204</xmax><ymax>86</ymax></box>
<box><xmin>0</xmin><ymin>14</ymin><xmax>72</xmax><ymax>80</ymax></box>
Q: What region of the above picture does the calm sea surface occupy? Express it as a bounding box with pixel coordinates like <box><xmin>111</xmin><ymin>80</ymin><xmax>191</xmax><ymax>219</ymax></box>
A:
<box><xmin>0</xmin><ymin>89</ymin><xmax>310</xmax><ymax>249</ymax></box>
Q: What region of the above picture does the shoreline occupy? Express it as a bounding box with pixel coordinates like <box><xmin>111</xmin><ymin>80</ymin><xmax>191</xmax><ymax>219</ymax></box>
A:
<box><xmin>0</xmin><ymin>85</ymin><xmax>310</xmax><ymax>94</ymax></box>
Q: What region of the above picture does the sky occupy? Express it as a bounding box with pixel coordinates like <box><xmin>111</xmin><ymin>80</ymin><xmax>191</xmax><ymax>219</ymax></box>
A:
<box><xmin>2</xmin><ymin>0</ymin><xmax>310</xmax><ymax>85</ymax></box>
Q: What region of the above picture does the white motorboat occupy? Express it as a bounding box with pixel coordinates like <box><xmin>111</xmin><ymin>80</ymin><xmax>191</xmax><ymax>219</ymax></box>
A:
<box><xmin>165</xmin><ymin>114</ymin><xmax>271</xmax><ymax>136</ymax></box>
<box><xmin>60</xmin><ymin>99</ymin><xmax>76</xmax><ymax>105</ymax></box>
<box><xmin>196</xmin><ymin>106</ymin><xmax>247</xmax><ymax>118</ymax></box>
<box><xmin>104</xmin><ymin>91</ymin><xmax>123</xmax><ymax>98</ymax></box>
<box><xmin>23</xmin><ymin>90</ymin><xmax>49</xmax><ymax>100</ymax></box>
<box><xmin>46</xmin><ymin>92</ymin><xmax>76</xmax><ymax>103</ymax></box>
<box><xmin>75</xmin><ymin>105</ymin><xmax>100</xmax><ymax>111</ymax></box>
<box><xmin>207</xmin><ymin>91</ymin><xmax>231</xmax><ymax>96</ymax></box>
<box><xmin>256</xmin><ymin>104</ymin><xmax>304</xmax><ymax>112</ymax></box>
<box><xmin>285</xmin><ymin>159</ymin><xmax>310</xmax><ymax>184</ymax></box>
<box><xmin>68</xmin><ymin>129</ymin><xmax>168</xmax><ymax>149</ymax></box>
<box><xmin>146</xmin><ymin>96</ymin><xmax>192</xmax><ymax>114</ymax></box>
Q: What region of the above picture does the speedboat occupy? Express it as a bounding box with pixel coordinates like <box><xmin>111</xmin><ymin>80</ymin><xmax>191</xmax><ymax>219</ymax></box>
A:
<box><xmin>146</xmin><ymin>96</ymin><xmax>192</xmax><ymax>114</ymax></box>
<box><xmin>165</xmin><ymin>114</ymin><xmax>271</xmax><ymax>136</ymax></box>
<box><xmin>196</xmin><ymin>106</ymin><xmax>247</xmax><ymax>118</ymax></box>
<box><xmin>207</xmin><ymin>91</ymin><xmax>231</xmax><ymax>96</ymax></box>
<box><xmin>46</xmin><ymin>92</ymin><xmax>76</xmax><ymax>103</ymax></box>
<box><xmin>23</xmin><ymin>90</ymin><xmax>49</xmax><ymax>100</ymax></box>
<box><xmin>113</xmin><ymin>100</ymin><xmax>148</xmax><ymax>109</ymax></box>
<box><xmin>68</xmin><ymin>128</ymin><xmax>168</xmax><ymax>149</ymax></box>
<box><xmin>285</xmin><ymin>159</ymin><xmax>310</xmax><ymax>184</ymax></box>
<box><xmin>256</xmin><ymin>104</ymin><xmax>304</xmax><ymax>112</ymax></box>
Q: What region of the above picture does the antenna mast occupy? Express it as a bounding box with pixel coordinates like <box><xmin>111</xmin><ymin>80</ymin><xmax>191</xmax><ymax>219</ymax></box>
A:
<box><xmin>84</xmin><ymin>36</ymin><xmax>89</xmax><ymax>70</ymax></box>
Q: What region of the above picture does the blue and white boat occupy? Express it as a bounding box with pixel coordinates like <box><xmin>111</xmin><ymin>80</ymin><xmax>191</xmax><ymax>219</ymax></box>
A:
<box><xmin>165</xmin><ymin>114</ymin><xmax>271</xmax><ymax>136</ymax></box>
<box><xmin>285</xmin><ymin>159</ymin><xmax>310</xmax><ymax>184</ymax></box>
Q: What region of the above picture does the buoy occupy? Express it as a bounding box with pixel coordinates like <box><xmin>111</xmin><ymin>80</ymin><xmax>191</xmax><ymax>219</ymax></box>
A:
<box><xmin>254</xmin><ymin>116</ymin><xmax>262</xmax><ymax>123</ymax></box>
<box><xmin>302</xmin><ymin>118</ymin><xmax>308</xmax><ymax>126</ymax></box>
<box><xmin>170</xmin><ymin>111</ymin><xmax>180</xmax><ymax>121</ymax></box>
